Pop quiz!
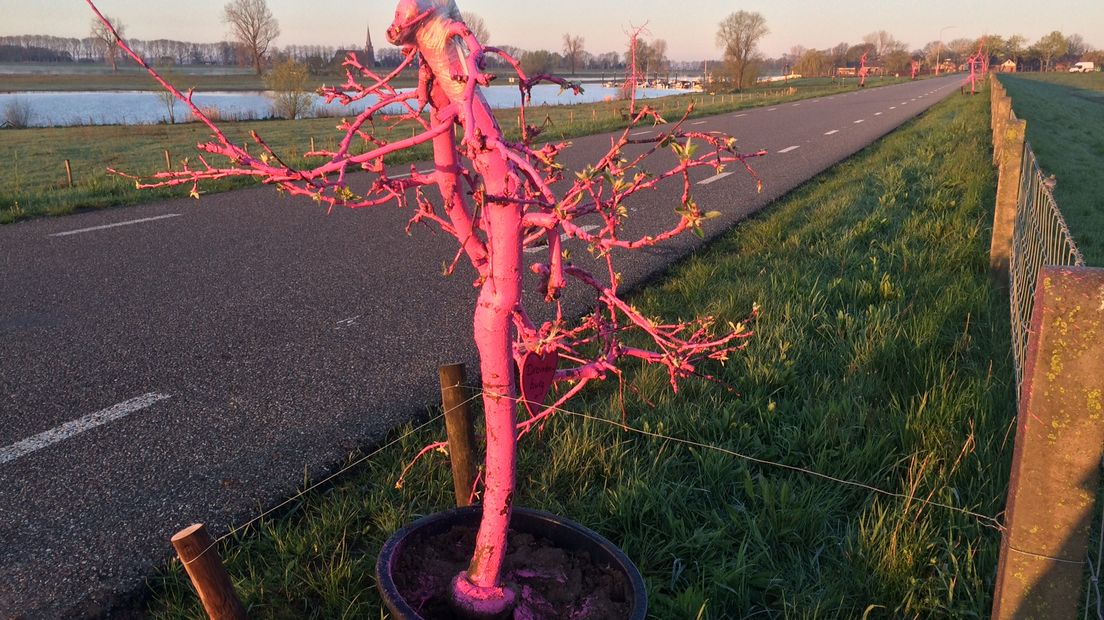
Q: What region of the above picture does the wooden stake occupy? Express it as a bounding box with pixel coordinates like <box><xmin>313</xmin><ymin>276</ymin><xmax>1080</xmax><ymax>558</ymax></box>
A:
<box><xmin>64</xmin><ymin>159</ymin><xmax>72</xmax><ymax>188</ymax></box>
<box><xmin>439</xmin><ymin>363</ymin><xmax>478</xmax><ymax>507</ymax></box>
<box><xmin>171</xmin><ymin>524</ymin><xmax>246</xmax><ymax>620</ymax></box>
<box><xmin>310</xmin><ymin>136</ymin><xmax>315</xmax><ymax>153</ymax></box>
<box><xmin>164</xmin><ymin>150</ymin><xmax>171</xmax><ymax>170</ymax></box>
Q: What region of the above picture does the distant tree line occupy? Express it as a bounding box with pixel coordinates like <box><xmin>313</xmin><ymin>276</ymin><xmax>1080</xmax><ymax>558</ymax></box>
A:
<box><xmin>776</xmin><ymin>30</ymin><xmax>1099</xmax><ymax>80</ymax></box>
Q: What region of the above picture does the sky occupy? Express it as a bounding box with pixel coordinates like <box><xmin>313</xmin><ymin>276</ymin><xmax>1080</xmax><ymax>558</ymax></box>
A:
<box><xmin>1</xmin><ymin>0</ymin><xmax>1101</xmax><ymax>61</ymax></box>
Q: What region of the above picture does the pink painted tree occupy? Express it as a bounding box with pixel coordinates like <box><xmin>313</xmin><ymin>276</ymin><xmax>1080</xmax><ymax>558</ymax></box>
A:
<box><xmin>858</xmin><ymin>52</ymin><xmax>870</xmax><ymax>88</ymax></box>
<box><xmin>962</xmin><ymin>41</ymin><xmax>985</xmax><ymax>95</ymax></box>
<box><xmin>88</xmin><ymin>0</ymin><xmax>760</xmax><ymax>615</ymax></box>
<box><xmin>910</xmin><ymin>59</ymin><xmax>920</xmax><ymax>81</ymax></box>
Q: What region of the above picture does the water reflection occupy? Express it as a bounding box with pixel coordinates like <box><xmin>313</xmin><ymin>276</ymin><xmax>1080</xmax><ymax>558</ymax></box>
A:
<box><xmin>0</xmin><ymin>84</ymin><xmax>681</xmax><ymax>128</ymax></box>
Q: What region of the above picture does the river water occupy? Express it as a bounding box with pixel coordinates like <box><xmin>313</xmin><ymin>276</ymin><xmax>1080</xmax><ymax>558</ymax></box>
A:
<box><xmin>0</xmin><ymin>84</ymin><xmax>681</xmax><ymax>128</ymax></box>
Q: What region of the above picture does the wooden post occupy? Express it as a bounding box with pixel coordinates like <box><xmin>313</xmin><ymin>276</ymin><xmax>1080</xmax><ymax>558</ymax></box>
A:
<box><xmin>989</xmin><ymin>116</ymin><xmax>1026</xmax><ymax>282</ymax></box>
<box><xmin>64</xmin><ymin>160</ymin><xmax>72</xmax><ymax>188</ymax></box>
<box><xmin>171</xmin><ymin>524</ymin><xmax>246</xmax><ymax>620</ymax></box>
<box><xmin>310</xmin><ymin>136</ymin><xmax>316</xmax><ymax>153</ymax></box>
<box><xmin>439</xmin><ymin>364</ymin><xmax>478</xmax><ymax>507</ymax></box>
<box><xmin>993</xmin><ymin>266</ymin><xmax>1104</xmax><ymax>619</ymax></box>
<box><xmin>164</xmin><ymin>150</ymin><xmax>172</xmax><ymax>170</ymax></box>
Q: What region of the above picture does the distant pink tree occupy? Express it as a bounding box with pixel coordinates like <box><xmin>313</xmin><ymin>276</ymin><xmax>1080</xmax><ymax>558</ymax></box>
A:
<box><xmin>88</xmin><ymin>0</ymin><xmax>761</xmax><ymax>615</ymax></box>
<box><xmin>963</xmin><ymin>40</ymin><xmax>985</xmax><ymax>94</ymax></box>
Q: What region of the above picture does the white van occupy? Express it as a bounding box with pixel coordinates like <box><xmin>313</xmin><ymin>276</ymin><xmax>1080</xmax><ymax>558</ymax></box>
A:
<box><xmin>1069</xmin><ymin>62</ymin><xmax>1096</xmax><ymax>73</ymax></box>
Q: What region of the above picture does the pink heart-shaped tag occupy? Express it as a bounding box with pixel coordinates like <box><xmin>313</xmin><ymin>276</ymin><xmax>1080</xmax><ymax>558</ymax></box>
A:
<box><xmin>519</xmin><ymin>350</ymin><xmax>559</xmax><ymax>416</ymax></box>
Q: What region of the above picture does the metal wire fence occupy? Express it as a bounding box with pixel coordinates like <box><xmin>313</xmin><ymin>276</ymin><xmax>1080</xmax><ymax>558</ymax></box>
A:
<box><xmin>1007</xmin><ymin>140</ymin><xmax>1086</xmax><ymax>398</ymax></box>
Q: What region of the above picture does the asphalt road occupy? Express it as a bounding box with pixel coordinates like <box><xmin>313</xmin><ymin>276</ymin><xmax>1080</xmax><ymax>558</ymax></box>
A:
<box><xmin>0</xmin><ymin>76</ymin><xmax>961</xmax><ymax>617</ymax></box>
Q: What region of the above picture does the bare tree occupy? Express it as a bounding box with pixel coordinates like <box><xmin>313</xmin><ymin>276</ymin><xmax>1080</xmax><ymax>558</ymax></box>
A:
<box><xmin>647</xmin><ymin>38</ymin><xmax>668</xmax><ymax>80</ymax></box>
<box><xmin>787</xmin><ymin>45</ymin><xmax>807</xmax><ymax>67</ymax></box>
<box><xmin>862</xmin><ymin>30</ymin><xmax>906</xmax><ymax>60</ymax></box>
<box><xmin>716</xmin><ymin>11</ymin><xmax>768</xmax><ymax>89</ymax></box>
<box><xmin>1033</xmin><ymin>31</ymin><xmax>1068</xmax><ymax>71</ymax></box>
<box><xmin>1065</xmin><ymin>33</ymin><xmax>1089</xmax><ymax>61</ymax></box>
<box><xmin>89</xmin><ymin>15</ymin><xmax>125</xmax><ymax>72</ymax></box>
<box><xmin>562</xmin><ymin>34</ymin><xmax>585</xmax><ymax>75</ymax></box>
<box><xmin>461</xmin><ymin>12</ymin><xmax>489</xmax><ymax>44</ymax></box>
<box><xmin>223</xmin><ymin>0</ymin><xmax>280</xmax><ymax>75</ymax></box>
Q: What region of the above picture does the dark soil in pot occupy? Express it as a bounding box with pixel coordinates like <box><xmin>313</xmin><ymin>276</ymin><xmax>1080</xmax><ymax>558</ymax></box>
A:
<box><xmin>377</xmin><ymin>507</ymin><xmax>647</xmax><ymax>620</ymax></box>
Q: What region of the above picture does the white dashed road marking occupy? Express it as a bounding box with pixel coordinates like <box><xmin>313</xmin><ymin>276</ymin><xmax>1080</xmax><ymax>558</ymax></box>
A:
<box><xmin>0</xmin><ymin>394</ymin><xmax>172</xmax><ymax>465</ymax></box>
<box><xmin>777</xmin><ymin>146</ymin><xmax>801</xmax><ymax>154</ymax></box>
<box><xmin>697</xmin><ymin>172</ymin><xmax>735</xmax><ymax>186</ymax></box>
<box><xmin>390</xmin><ymin>169</ymin><xmax>435</xmax><ymax>179</ymax></box>
<box><xmin>524</xmin><ymin>225</ymin><xmax>600</xmax><ymax>254</ymax></box>
<box><xmin>824</xmin><ymin>130</ymin><xmax>840</xmax><ymax>135</ymax></box>
<box><xmin>49</xmin><ymin>214</ymin><xmax>183</xmax><ymax>238</ymax></box>
<box><xmin>854</xmin><ymin>119</ymin><xmax>865</xmax><ymax>124</ymax></box>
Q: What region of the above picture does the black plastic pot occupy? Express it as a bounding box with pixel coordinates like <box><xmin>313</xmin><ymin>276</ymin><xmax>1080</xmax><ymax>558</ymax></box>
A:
<box><xmin>376</xmin><ymin>506</ymin><xmax>647</xmax><ymax>619</ymax></box>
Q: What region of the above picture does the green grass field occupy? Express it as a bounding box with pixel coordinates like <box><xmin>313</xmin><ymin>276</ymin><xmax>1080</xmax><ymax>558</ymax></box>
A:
<box><xmin>0</xmin><ymin>75</ymin><xmax>919</xmax><ymax>225</ymax></box>
<box><xmin>144</xmin><ymin>87</ymin><xmax>1014</xmax><ymax>618</ymax></box>
<box><xmin>997</xmin><ymin>72</ymin><xmax>1104</xmax><ymax>265</ymax></box>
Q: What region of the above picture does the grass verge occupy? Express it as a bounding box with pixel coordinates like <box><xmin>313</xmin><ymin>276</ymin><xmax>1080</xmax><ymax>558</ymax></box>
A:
<box><xmin>997</xmin><ymin>72</ymin><xmax>1104</xmax><ymax>264</ymax></box>
<box><xmin>144</xmin><ymin>85</ymin><xmax>1013</xmax><ymax>617</ymax></box>
<box><xmin>0</xmin><ymin>75</ymin><xmax>923</xmax><ymax>225</ymax></box>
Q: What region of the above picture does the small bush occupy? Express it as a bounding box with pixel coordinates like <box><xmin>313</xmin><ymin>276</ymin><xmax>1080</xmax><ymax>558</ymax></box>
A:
<box><xmin>2</xmin><ymin>98</ymin><xmax>34</xmax><ymax>129</ymax></box>
<box><xmin>265</xmin><ymin>60</ymin><xmax>315</xmax><ymax>120</ymax></box>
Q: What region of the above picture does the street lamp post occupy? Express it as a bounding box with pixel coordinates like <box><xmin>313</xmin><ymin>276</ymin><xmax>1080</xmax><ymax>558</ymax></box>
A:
<box><xmin>936</xmin><ymin>25</ymin><xmax>954</xmax><ymax>75</ymax></box>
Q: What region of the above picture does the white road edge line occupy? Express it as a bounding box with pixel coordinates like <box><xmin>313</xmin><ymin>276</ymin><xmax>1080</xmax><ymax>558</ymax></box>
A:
<box><xmin>824</xmin><ymin>130</ymin><xmax>840</xmax><ymax>136</ymax></box>
<box><xmin>630</xmin><ymin>130</ymin><xmax>652</xmax><ymax>137</ymax></box>
<box><xmin>777</xmin><ymin>145</ymin><xmax>801</xmax><ymax>154</ymax></box>
<box><xmin>697</xmin><ymin>172</ymin><xmax>734</xmax><ymax>186</ymax></box>
<box><xmin>691</xmin><ymin>121</ymin><xmax>707</xmax><ymax>126</ymax></box>
<box><xmin>735</xmin><ymin>113</ymin><xmax>748</xmax><ymax>118</ymax></box>
<box><xmin>49</xmin><ymin>214</ymin><xmax>183</xmax><ymax>238</ymax></box>
<box><xmin>0</xmin><ymin>393</ymin><xmax>172</xmax><ymax>465</ymax></box>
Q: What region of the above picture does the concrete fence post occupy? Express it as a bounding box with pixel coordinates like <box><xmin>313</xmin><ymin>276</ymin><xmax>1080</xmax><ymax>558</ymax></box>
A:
<box><xmin>990</xmin><ymin>74</ymin><xmax>1001</xmax><ymax>134</ymax></box>
<box><xmin>989</xmin><ymin>116</ymin><xmax>1027</xmax><ymax>282</ymax></box>
<box><xmin>992</xmin><ymin>96</ymin><xmax>1012</xmax><ymax>166</ymax></box>
<box><xmin>993</xmin><ymin>266</ymin><xmax>1104</xmax><ymax>618</ymax></box>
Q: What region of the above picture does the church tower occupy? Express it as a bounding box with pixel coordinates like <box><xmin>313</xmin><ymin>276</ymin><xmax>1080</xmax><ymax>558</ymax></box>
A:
<box><xmin>365</xmin><ymin>23</ymin><xmax>376</xmax><ymax>67</ymax></box>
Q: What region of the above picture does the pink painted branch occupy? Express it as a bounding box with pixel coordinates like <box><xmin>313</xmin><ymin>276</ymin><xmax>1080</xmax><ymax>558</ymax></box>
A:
<box><xmin>396</xmin><ymin>441</ymin><xmax>449</xmax><ymax>490</ymax></box>
<box><xmin>321</xmin><ymin>51</ymin><xmax>418</xmax><ymax>105</ymax></box>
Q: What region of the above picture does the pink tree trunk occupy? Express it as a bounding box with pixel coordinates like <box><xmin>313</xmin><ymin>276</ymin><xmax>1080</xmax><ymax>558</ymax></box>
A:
<box><xmin>390</xmin><ymin>2</ymin><xmax>524</xmax><ymax>612</ymax></box>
